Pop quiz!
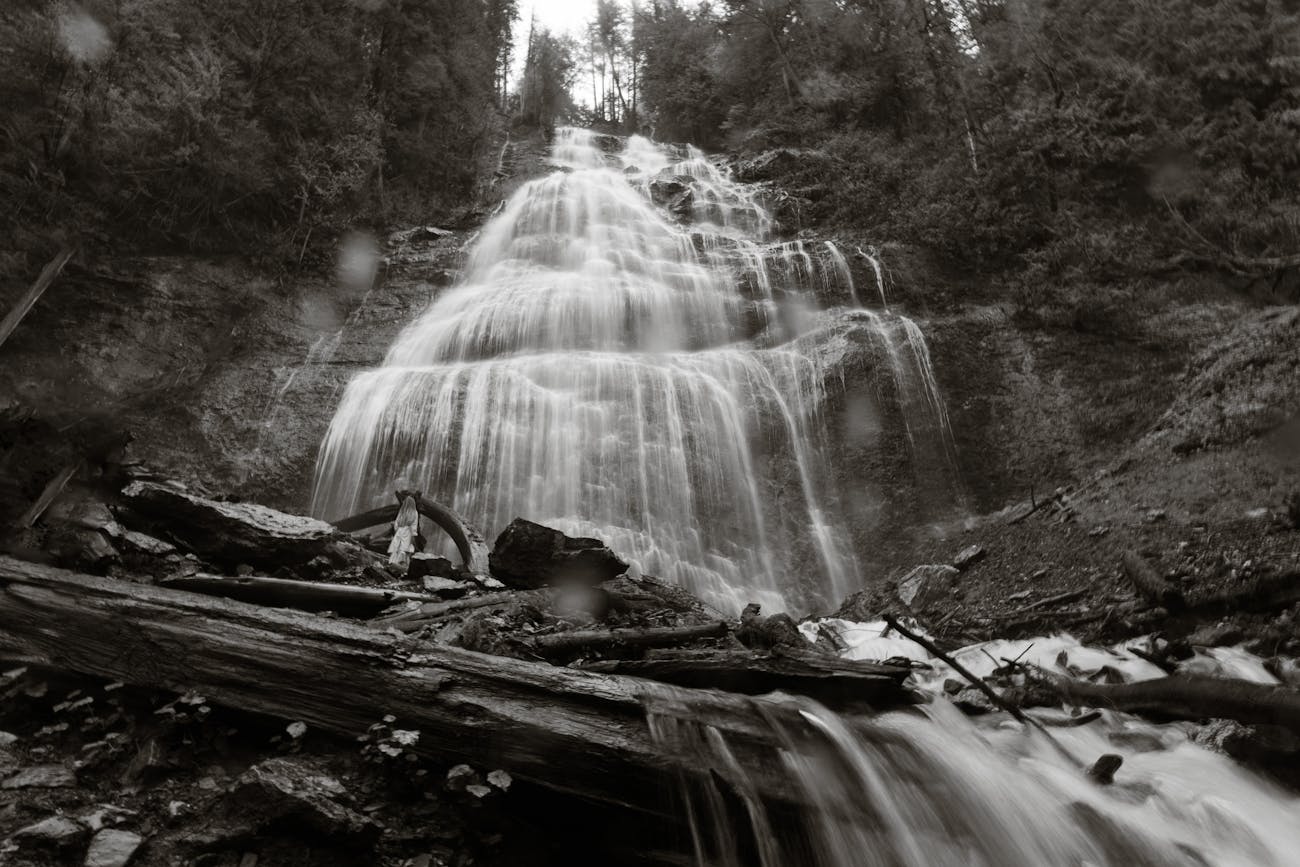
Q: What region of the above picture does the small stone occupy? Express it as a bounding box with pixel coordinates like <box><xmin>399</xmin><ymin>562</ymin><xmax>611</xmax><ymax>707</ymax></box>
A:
<box><xmin>236</xmin><ymin>564</ymin><xmax>255</xmax><ymax>576</ymax></box>
<box><xmin>3</xmin><ymin>764</ymin><xmax>76</xmax><ymax>789</ymax></box>
<box><xmin>0</xmin><ymin>731</ymin><xmax>18</xmax><ymax>747</ymax></box>
<box><xmin>1145</xmin><ymin>509</ymin><xmax>1167</xmax><ymax>523</ymax></box>
<box><xmin>486</xmin><ymin>769</ymin><xmax>512</xmax><ymax>790</ymax></box>
<box><xmin>13</xmin><ymin>815</ymin><xmax>85</xmax><ymax>847</ymax></box>
<box><xmin>120</xmin><ymin>530</ymin><xmax>177</xmax><ymax>557</ymax></box>
<box><xmin>1007</xmin><ymin>590</ymin><xmax>1032</xmax><ymax>602</ymax></box>
<box><xmin>1088</xmin><ymin>754</ymin><xmax>1123</xmax><ymax>784</ymax></box>
<box><xmin>445</xmin><ymin>764</ymin><xmax>477</xmax><ymax>792</ymax></box>
<box><xmin>84</xmin><ymin>829</ymin><xmax>144</xmax><ymax>867</ymax></box>
<box><xmin>466</xmin><ymin>784</ymin><xmax>493</xmax><ymax>799</ymax></box>
<box><xmin>1088</xmin><ymin>525</ymin><xmax>1109</xmax><ymax>537</ymax></box>
<box><xmin>286</xmin><ymin>721</ymin><xmax>307</xmax><ymax>739</ymax></box>
<box><xmin>952</xmin><ymin>544</ymin><xmax>986</xmax><ymax>571</ymax></box>
<box><xmin>231</xmin><ymin>757</ymin><xmax>374</xmax><ymax>839</ymax></box>
<box><xmin>420</xmin><ymin>575</ymin><xmax>469</xmax><ymax>596</ymax></box>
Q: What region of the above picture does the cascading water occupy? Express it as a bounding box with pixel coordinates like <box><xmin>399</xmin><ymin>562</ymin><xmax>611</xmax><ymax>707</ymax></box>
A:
<box><xmin>653</xmin><ymin>626</ymin><xmax>1300</xmax><ymax>867</ymax></box>
<box><xmin>311</xmin><ymin>128</ymin><xmax>955</xmax><ymax>613</ymax></box>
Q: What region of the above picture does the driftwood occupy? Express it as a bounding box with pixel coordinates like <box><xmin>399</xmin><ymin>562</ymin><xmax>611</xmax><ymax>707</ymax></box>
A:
<box><xmin>0</xmin><ymin>248</ymin><xmax>74</xmax><ymax>350</ymax></box>
<box><xmin>161</xmin><ymin>575</ymin><xmax>441</xmax><ymax>617</ymax></box>
<box><xmin>580</xmin><ymin>648</ymin><xmax>911</xmax><ymax>708</ymax></box>
<box><xmin>1121</xmin><ymin>550</ymin><xmax>1185</xmax><ymax>611</ymax></box>
<box><xmin>333</xmin><ymin>494</ymin><xmax>489</xmax><ymax>576</ymax></box>
<box><xmin>529</xmin><ymin>622</ymin><xmax>729</xmax><ymax>657</ymax></box>
<box><xmin>0</xmin><ymin>556</ymin><xmax>912</xmax><ymax>811</ymax></box>
<box><xmin>16</xmin><ymin>463</ymin><xmax>80</xmax><ymax>529</ymax></box>
<box><xmin>1037</xmin><ymin>669</ymin><xmax>1300</xmax><ymax>733</ymax></box>
<box><xmin>883</xmin><ymin>614</ymin><xmax>1033</xmax><ymax>726</ymax></box>
<box><xmin>374</xmin><ymin>589</ymin><xmax>558</xmax><ymax>632</ymax></box>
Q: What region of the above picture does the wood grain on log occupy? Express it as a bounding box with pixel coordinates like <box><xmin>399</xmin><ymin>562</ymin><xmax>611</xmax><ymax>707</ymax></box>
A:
<box><xmin>0</xmin><ymin>557</ymin><xmax>896</xmax><ymax>810</ymax></box>
<box><xmin>529</xmin><ymin>622</ymin><xmax>729</xmax><ymax>657</ymax></box>
<box><xmin>581</xmin><ymin>648</ymin><xmax>910</xmax><ymax>708</ymax></box>
<box><xmin>161</xmin><ymin>575</ymin><xmax>441</xmax><ymax>617</ymax></box>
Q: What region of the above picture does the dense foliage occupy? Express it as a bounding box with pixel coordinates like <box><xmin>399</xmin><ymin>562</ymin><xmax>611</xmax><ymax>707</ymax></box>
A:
<box><xmin>629</xmin><ymin>0</ymin><xmax>1300</xmax><ymax>284</ymax></box>
<box><xmin>0</xmin><ymin>0</ymin><xmax>517</xmax><ymax>257</ymax></box>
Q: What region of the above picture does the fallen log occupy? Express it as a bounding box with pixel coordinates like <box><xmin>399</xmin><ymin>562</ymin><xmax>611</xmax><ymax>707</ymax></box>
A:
<box><xmin>529</xmin><ymin>622</ymin><xmax>729</xmax><ymax>657</ymax></box>
<box><xmin>333</xmin><ymin>494</ymin><xmax>489</xmax><ymax>576</ymax></box>
<box><xmin>579</xmin><ymin>648</ymin><xmax>911</xmax><ymax>708</ymax></box>
<box><xmin>161</xmin><ymin>575</ymin><xmax>441</xmax><ymax>617</ymax></box>
<box><xmin>1036</xmin><ymin>669</ymin><xmax>1300</xmax><ymax>733</ymax></box>
<box><xmin>1121</xmin><ymin>550</ymin><xmax>1185</xmax><ymax>612</ymax></box>
<box><xmin>374</xmin><ymin>589</ymin><xmax>557</xmax><ymax>631</ymax></box>
<box><xmin>121</xmin><ymin>481</ymin><xmax>351</xmax><ymax>569</ymax></box>
<box><xmin>0</xmin><ymin>556</ymin><xmax>909</xmax><ymax>811</ymax></box>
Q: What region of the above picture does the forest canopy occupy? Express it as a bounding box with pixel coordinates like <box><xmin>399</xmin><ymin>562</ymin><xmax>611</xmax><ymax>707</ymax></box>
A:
<box><xmin>621</xmin><ymin>0</ymin><xmax>1300</xmax><ymax>281</ymax></box>
<box><xmin>0</xmin><ymin>0</ymin><xmax>518</xmax><ymax>255</ymax></box>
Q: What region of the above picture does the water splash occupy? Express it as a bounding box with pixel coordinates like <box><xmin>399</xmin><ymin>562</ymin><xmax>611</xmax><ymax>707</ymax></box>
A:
<box><xmin>654</xmin><ymin>638</ymin><xmax>1300</xmax><ymax>867</ymax></box>
<box><xmin>311</xmin><ymin>128</ymin><xmax>956</xmax><ymax>612</ymax></box>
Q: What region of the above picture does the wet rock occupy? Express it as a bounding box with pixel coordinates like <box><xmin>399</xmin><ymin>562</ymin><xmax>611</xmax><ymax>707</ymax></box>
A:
<box><xmin>409</xmin><ymin>553</ymin><xmax>457</xmax><ymax>582</ymax></box>
<box><xmin>1087</xmin><ymin>754</ymin><xmax>1123</xmax><ymax>785</ymax></box>
<box><xmin>119</xmin><ymin>530</ymin><xmax>176</xmax><ymax>557</ymax></box>
<box><xmin>1192</xmin><ymin>719</ymin><xmax>1300</xmax><ymax>774</ymax></box>
<box><xmin>121</xmin><ymin>481</ymin><xmax>345</xmax><ymax>568</ymax></box>
<box><xmin>736</xmin><ymin>604</ymin><xmax>808</xmax><ymax>650</ymax></box>
<box><xmin>84</xmin><ymin>829</ymin><xmax>144</xmax><ymax>867</ymax></box>
<box><xmin>1185</xmin><ymin>621</ymin><xmax>1243</xmax><ymax>647</ymax></box>
<box><xmin>952</xmin><ymin>544</ymin><xmax>986</xmax><ymax>571</ymax></box>
<box><xmin>3</xmin><ymin>763</ymin><xmax>76</xmax><ymax>789</ymax></box>
<box><xmin>489</xmin><ymin>519</ymin><xmax>628</xmax><ymax>589</ymax></box>
<box><xmin>11</xmin><ymin>815</ymin><xmax>86</xmax><ymax>847</ymax></box>
<box><xmin>897</xmin><ymin>565</ymin><xmax>959</xmax><ymax>610</ymax></box>
<box><xmin>648</xmin><ymin>177</ymin><xmax>694</xmax><ymax>219</ymax></box>
<box><xmin>230</xmin><ymin>757</ymin><xmax>375</xmax><ymax>841</ymax></box>
<box><xmin>46</xmin><ymin>527</ymin><xmax>119</xmax><ymax>570</ymax></box>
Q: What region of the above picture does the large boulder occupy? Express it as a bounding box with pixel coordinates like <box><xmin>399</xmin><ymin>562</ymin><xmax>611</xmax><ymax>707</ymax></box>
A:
<box><xmin>120</xmin><ymin>481</ymin><xmax>348</xmax><ymax>568</ymax></box>
<box><xmin>896</xmin><ymin>565</ymin><xmax>959</xmax><ymax>611</ymax></box>
<box><xmin>489</xmin><ymin>519</ymin><xmax>628</xmax><ymax>589</ymax></box>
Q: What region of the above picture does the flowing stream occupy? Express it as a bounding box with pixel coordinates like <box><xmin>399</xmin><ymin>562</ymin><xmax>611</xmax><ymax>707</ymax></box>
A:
<box><xmin>656</xmin><ymin>623</ymin><xmax>1300</xmax><ymax>866</ymax></box>
<box><xmin>312</xmin><ymin>128</ymin><xmax>954</xmax><ymax>613</ymax></box>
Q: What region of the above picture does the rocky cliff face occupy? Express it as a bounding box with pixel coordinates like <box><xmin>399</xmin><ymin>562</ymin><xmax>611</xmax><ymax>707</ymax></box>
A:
<box><xmin>0</xmin><ymin>238</ymin><xmax>463</xmax><ymax>515</ymax></box>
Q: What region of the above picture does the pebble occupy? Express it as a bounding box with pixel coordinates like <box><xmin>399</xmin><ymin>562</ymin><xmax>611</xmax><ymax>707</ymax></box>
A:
<box><xmin>13</xmin><ymin>816</ymin><xmax>85</xmax><ymax>846</ymax></box>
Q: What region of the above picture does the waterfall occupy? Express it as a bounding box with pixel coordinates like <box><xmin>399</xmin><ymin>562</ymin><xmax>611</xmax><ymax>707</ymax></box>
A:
<box><xmin>311</xmin><ymin>128</ymin><xmax>956</xmax><ymax>613</ymax></box>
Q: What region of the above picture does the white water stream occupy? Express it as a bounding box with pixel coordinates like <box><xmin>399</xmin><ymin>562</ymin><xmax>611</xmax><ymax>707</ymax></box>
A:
<box><xmin>660</xmin><ymin>621</ymin><xmax>1300</xmax><ymax>866</ymax></box>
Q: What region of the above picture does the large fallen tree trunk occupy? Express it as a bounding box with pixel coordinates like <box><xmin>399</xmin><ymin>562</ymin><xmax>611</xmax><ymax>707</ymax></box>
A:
<box><xmin>1039</xmin><ymin>669</ymin><xmax>1300</xmax><ymax>733</ymax></box>
<box><xmin>0</xmin><ymin>556</ymin><xmax>909</xmax><ymax>812</ymax></box>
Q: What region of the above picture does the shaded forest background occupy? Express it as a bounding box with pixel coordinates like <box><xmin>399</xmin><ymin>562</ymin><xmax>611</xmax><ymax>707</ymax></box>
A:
<box><xmin>3</xmin><ymin>0</ymin><xmax>1299</xmax><ymax>301</ymax></box>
